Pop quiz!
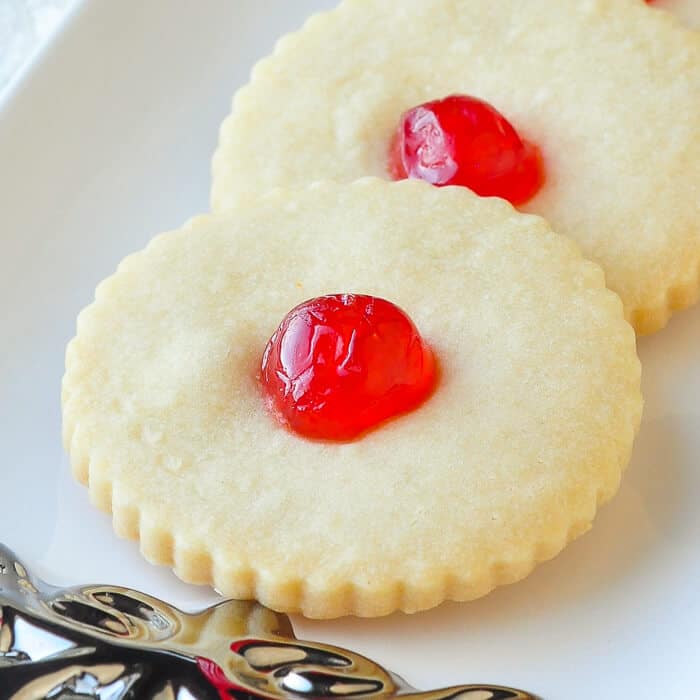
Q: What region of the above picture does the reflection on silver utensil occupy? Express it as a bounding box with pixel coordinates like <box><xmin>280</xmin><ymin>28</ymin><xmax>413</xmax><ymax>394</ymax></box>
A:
<box><xmin>0</xmin><ymin>543</ymin><xmax>537</xmax><ymax>700</ymax></box>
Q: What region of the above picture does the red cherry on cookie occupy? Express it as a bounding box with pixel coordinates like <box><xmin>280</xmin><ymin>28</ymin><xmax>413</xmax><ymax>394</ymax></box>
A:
<box><xmin>260</xmin><ymin>294</ymin><xmax>436</xmax><ymax>441</ymax></box>
<box><xmin>389</xmin><ymin>95</ymin><xmax>545</xmax><ymax>206</ymax></box>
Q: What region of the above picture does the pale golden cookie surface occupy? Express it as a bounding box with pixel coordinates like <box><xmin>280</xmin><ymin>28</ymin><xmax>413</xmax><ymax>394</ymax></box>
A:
<box><xmin>64</xmin><ymin>180</ymin><xmax>642</xmax><ymax>618</ymax></box>
<box><xmin>656</xmin><ymin>0</ymin><xmax>700</xmax><ymax>29</ymax></box>
<box><xmin>212</xmin><ymin>0</ymin><xmax>700</xmax><ymax>334</ymax></box>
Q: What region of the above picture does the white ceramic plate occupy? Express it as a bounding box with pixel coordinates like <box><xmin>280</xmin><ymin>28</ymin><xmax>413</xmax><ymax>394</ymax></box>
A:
<box><xmin>1</xmin><ymin>1</ymin><xmax>699</xmax><ymax>697</ymax></box>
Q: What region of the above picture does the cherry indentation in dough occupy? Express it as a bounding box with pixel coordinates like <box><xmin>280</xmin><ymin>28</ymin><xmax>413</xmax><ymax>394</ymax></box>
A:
<box><xmin>260</xmin><ymin>294</ymin><xmax>436</xmax><ymax>442</ymax></box>
<box><xmin>389</xmin><ymin>94</ymin><xmax>545</xmax><ymax>206</ymax></box>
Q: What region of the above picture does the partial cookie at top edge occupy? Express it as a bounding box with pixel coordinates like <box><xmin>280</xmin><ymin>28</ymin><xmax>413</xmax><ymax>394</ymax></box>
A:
<box><xmin>211</xmin><ymin>0</ymin><xmax>700</xmax><ymax>335</ymax></box>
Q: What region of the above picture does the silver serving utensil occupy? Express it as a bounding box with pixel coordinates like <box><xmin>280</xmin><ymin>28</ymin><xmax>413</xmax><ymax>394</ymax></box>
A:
<box><xmin>0</xmin><ymin>543</ymin><xmax>537</xmax><ymax>700</ymax></box>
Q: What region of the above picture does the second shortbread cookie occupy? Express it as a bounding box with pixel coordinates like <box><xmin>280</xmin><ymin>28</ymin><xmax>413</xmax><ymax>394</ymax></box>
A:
<box><xmin>212</xmin><ymin>0</ymin><xmax>700</xmax><ymax>334</ymax></box>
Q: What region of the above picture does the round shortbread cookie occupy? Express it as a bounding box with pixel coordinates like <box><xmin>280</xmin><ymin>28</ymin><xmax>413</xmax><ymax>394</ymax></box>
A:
<box><xmin>656</xmin><ymin>0</ymin><xmax>700</xmax><ymax>29</ymax></box>
<box><xmin>63</xmin><ymin>180</ymin><xmax>642</xmax><ymax>618</ymax></box>
<box><xmin>211</xmin><ymin>0</ymin><xmax>700</xmax><ymax>335</ymax></box>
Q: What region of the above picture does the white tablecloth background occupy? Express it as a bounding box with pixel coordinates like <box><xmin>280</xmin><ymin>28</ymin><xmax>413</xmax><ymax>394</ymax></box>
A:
<box><xmin>0</xmin><ymin>0</ymin><xmax>76</xmax><ymax>95</ymax></box>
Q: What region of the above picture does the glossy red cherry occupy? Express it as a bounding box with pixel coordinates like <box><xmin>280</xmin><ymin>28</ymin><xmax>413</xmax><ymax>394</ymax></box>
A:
<box><xmin>260</xmin><ymin>294</ymin><xmax>436</xmax><ymax>442</ymax></box>
<box><xmin>389</xmin><ymin>94</ymin><xmax>545</xmax><ymax>206</ymax></box>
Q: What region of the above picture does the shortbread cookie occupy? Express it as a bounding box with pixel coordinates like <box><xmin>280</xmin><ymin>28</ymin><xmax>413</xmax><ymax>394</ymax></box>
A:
<box><xmin>211</xmin><ymin>0</ymin><xmax>700</xmax><ymax>334</ymax></box>
<box><xmin>655</xmin><ymin>0</ymin><xmax>700</xmax><ymax>29</ymax></box>
<box><xmin>64</xmin><ymin>180</ymin><xmax>642</xmax><ymax>618</ymax></box>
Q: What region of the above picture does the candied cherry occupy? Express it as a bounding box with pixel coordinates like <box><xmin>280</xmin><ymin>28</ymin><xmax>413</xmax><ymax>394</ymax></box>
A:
<box><xmin>260</xmin><ymin>294</ymin><xmax>436</xmax><ymax>442</ymax></box>
<box><xmin>389</xmin><ymin>94</ymin><xmax>545</xmax><ymax>206</ymax></box>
